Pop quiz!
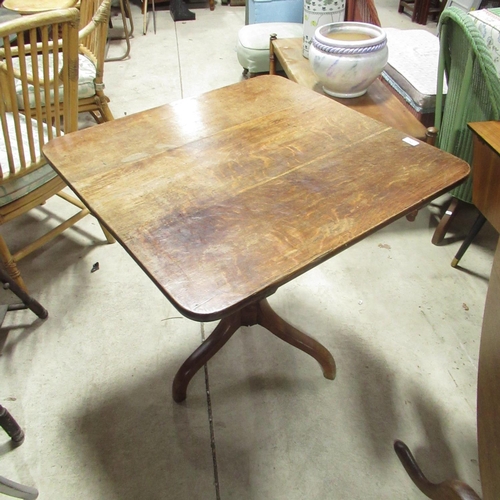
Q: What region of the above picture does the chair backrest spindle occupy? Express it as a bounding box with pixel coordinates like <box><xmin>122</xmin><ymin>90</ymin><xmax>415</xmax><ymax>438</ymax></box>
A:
<box><xmin>0</xmin><ymin>8</ymin><xmax>80</xmax><ymax>183</ymax></box>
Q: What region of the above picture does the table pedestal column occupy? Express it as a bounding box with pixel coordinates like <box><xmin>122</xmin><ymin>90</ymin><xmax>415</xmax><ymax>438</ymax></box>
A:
<box><xmin>172</xmin><ymin>298</ymin><xmax>336</xmax><ymax>402</ymax></box>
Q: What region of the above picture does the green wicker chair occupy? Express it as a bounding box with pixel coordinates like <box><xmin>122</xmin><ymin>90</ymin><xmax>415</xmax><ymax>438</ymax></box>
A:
<box><xmin>431</xmin><ymin>7</ymin><xmax>500</xmax><ymax>266</ymax></box>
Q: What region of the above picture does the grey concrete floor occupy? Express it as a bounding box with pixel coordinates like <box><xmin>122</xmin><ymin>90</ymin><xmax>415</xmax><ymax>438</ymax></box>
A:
<box><xmin>0</xmin><ymin>1</ymin><xmax>497</xmax><ymax>499</ymax></box>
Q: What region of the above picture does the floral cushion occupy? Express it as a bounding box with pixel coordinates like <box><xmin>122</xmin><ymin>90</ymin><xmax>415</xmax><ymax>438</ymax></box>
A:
<box><xmin>0</xmin><ymin>113</ymin><xmax>58</xmax><ymax>207</ymax></box>
<box><xmin>13</xmin><ymin>53</ymin><xmax>96</xmax><ymax>109</ymax></box>
<box><xmin>382</xmin><ymin>28</ymin><xmax>447</xmax><ymax>114</ymax></box>
<box><xmin>469</xmin><ymin>8</ymin><xmax>500</xmax><ymax>80</ymax></box>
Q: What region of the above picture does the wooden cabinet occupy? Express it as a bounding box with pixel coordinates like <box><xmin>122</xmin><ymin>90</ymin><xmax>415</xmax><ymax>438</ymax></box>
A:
<box><xmin>470</xmin><ymin>121</ymin><xmax>500</xmax><ymax>233</ymax></box>
<box><xmin>469</xmin><ymin>121</ymin><xmax>500</xmax><ymax>500</ymax></box>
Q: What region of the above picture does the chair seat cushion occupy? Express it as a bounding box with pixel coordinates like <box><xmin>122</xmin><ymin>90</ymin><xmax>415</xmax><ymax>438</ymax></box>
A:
<box><xmin>382</xmin><ymin>28</ymin><xmax>447</xmax><ymax>114</ymax></box>
<box><xmin>13</xmin><ymin>53</ymin><xmax>97</xmax><ymax>109</ymax></box>
<box><xmin>237</xmin><ymin>22</ymin><xmax>304</xmax><ymax>73</ymax></box>
<box><xmin>0</xmin><ymin>113</ymin><xmax>57</xmax><ymax>207</ymax></box>
<box><xmin>469</xmin><ymin>8</ymin><xmax>500</xmax><ymax>79</ymax></box>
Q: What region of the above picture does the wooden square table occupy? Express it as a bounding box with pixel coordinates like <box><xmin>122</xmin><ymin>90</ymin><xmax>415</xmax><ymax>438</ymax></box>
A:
<box><xmin>43</xmin><ymin>76</ymin><xmax>469</xmax><ymax>403</ymax></box>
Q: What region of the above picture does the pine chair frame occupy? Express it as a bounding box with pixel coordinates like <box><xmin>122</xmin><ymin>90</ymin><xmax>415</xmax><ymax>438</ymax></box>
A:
<box><xmin>76</xmin><ymin>0</ymin><xmax>114</xmax><ymax>123</ymax></box>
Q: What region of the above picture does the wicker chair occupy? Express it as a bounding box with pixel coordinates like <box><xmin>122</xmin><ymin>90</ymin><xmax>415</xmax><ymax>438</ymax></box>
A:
<box><xmin>0</xmin><ymin>8</ymin><xmax>114</xmax><ymax>291</ymax></box>
<box><xmin>429</xmin><ymin>7</ymin><xmax>500</xmax><ymax>264</ymax></box>
<box><xmin>10</xmin><ymin>1</ymin><xmax>114</xmax><ymax>125</ymax></box>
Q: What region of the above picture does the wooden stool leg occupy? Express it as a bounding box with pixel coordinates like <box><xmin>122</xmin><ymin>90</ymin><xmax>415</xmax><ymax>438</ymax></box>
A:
<box><xmin>142</xmin><ymin>0</ymin><xmax>147</xmax><ymax>35</ymax></box>
<box><xmin>269</xmin><ymin>33</ymin><xmax>277</xmax><ymax>75</ymax></box>
<box><xmin>0</xmin><ymin>405</ymin><xmax>25</xmax><ymax>444</ymax></box>
<box><xmin>451</xmin><ymin>213</ymin><xmax>486</xmax><ymax>268</ymax></box>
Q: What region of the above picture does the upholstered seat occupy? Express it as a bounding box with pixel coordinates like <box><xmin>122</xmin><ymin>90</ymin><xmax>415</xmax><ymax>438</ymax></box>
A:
<box><xmin>12</xmin><ymin>54</ymin><xmax>97</xmax><ymax>108</ymax></box>
<box><xmin>381</xmin><ymin>28</ymin><xmax>447</xmax><ymax>126</ymax></box>
<box><xmin>237</xmin><ymin>22</ymin><xmax>303</xmax><ymax>75</ymax></box>
<box><xmin>236</xmin><ymin>0</ymin><xmax>381</xmax><ymax>76</ymax></box>
<box><xmin>0</xmin><ymin>114</ymin><xmax>58</xmax><ymax>206</ymax></box>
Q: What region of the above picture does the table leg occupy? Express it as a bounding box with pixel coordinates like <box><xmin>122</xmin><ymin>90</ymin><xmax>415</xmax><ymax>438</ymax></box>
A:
<box><xmin>269</xmin><ymin>34</ymin><xmax>277</xmax><ymax>76</ymax></box>
<box><xmin>393</xmin><ymin>440</ymin><xmax>481</xmax><ymax>499</ymax></box>
<box><xmin>172</xmin><ymin>298</ymin><xmax>336</xmax><ymax>402</ymax></box>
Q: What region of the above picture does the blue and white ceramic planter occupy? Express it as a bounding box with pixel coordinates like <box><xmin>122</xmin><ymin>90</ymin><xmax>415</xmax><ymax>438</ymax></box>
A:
<box><xmin>309</xmin><ymin>22</ymin><xmax>388</xmax><ymax>98</ymax></box>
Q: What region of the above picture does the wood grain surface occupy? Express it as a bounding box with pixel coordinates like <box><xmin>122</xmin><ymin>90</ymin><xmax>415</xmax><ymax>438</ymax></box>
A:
<box><xmin>468</xmin><ymin>121</ymin><xmax>500</xmax><ymax>500</ymax></box>
<box><xmin>270</xmin><ymin>37</ymin><xmax>427</xmax><ymax>141</ymax></box>
<box><xmin>469</xmin><ymin>121</ymin><xmax>500</xmax><ymax>234</ymax></box>
<box><xmin>43</xmin><ymin>76</ymin><xmax>469</xmax><ymax>321</ymax></box>
<box><xmin>478</xmin><ymin>239</ymin><xmax>500</xmax><ymax>500</ymax></box>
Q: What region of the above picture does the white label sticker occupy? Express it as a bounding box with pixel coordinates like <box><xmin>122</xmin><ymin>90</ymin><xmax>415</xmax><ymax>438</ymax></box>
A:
<box><xmin>403</xmin><ymin>137</ymin><xmax>419</xmax><ymax>146</ymax></box>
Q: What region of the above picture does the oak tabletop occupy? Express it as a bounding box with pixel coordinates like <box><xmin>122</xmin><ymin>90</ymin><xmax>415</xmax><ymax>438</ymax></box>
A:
<box><xmin>271</xmin><ymin>37</ymin><xmax>428</xmax><ymax>141</ymax></box>
<box><xmin>43</xmin><ymin>76</ymin><xmax>469</xmax><ymax>321</ymax></box>
<box><xmin>468</xmin><ymin>121</ymin><xmax>500</xmax><ymax>156</ymax></box>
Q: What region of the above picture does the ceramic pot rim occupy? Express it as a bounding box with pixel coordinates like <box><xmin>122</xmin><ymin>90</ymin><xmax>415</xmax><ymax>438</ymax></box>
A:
<box><xmin>314</xmin><ymin>22</ymin><xmax>386</xmax><ymax>49</ymax></box>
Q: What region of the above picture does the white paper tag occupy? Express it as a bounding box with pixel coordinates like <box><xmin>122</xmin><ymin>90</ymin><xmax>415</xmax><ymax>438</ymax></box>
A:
<box><xmin>403</xmin><ymin>137</ymin><xmax>419</xmax><ymax>146</ymax></box>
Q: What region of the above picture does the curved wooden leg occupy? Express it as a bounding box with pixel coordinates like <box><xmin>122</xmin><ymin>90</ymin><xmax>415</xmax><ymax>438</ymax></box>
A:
<box><xmin>394</xmin><ymin>440</ymin><xmax>481</xmax><ymax>500</ymax></box>
<box><xmin>257</xmin><ymin>299</ymin><xmax>336</xmax><ymax>380</ymax></box>
<box><xmin>172</xmin><ymin>312</ymin><xmax>242</xmax><ymax>403</ymax></box>
<box><xmin>406</xmin><ymin>209</ymin><xmax>419</xmax><ymax>222</ymax></box>
<box><xmin>432</xmin><ymin>197</ymin><xmax>460</xmax><ymax>246</ymax></box>
<box><xmin>173</xmin><ymin>298</ymin><xmax>336</xmax><ymax>402</ymax></box>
